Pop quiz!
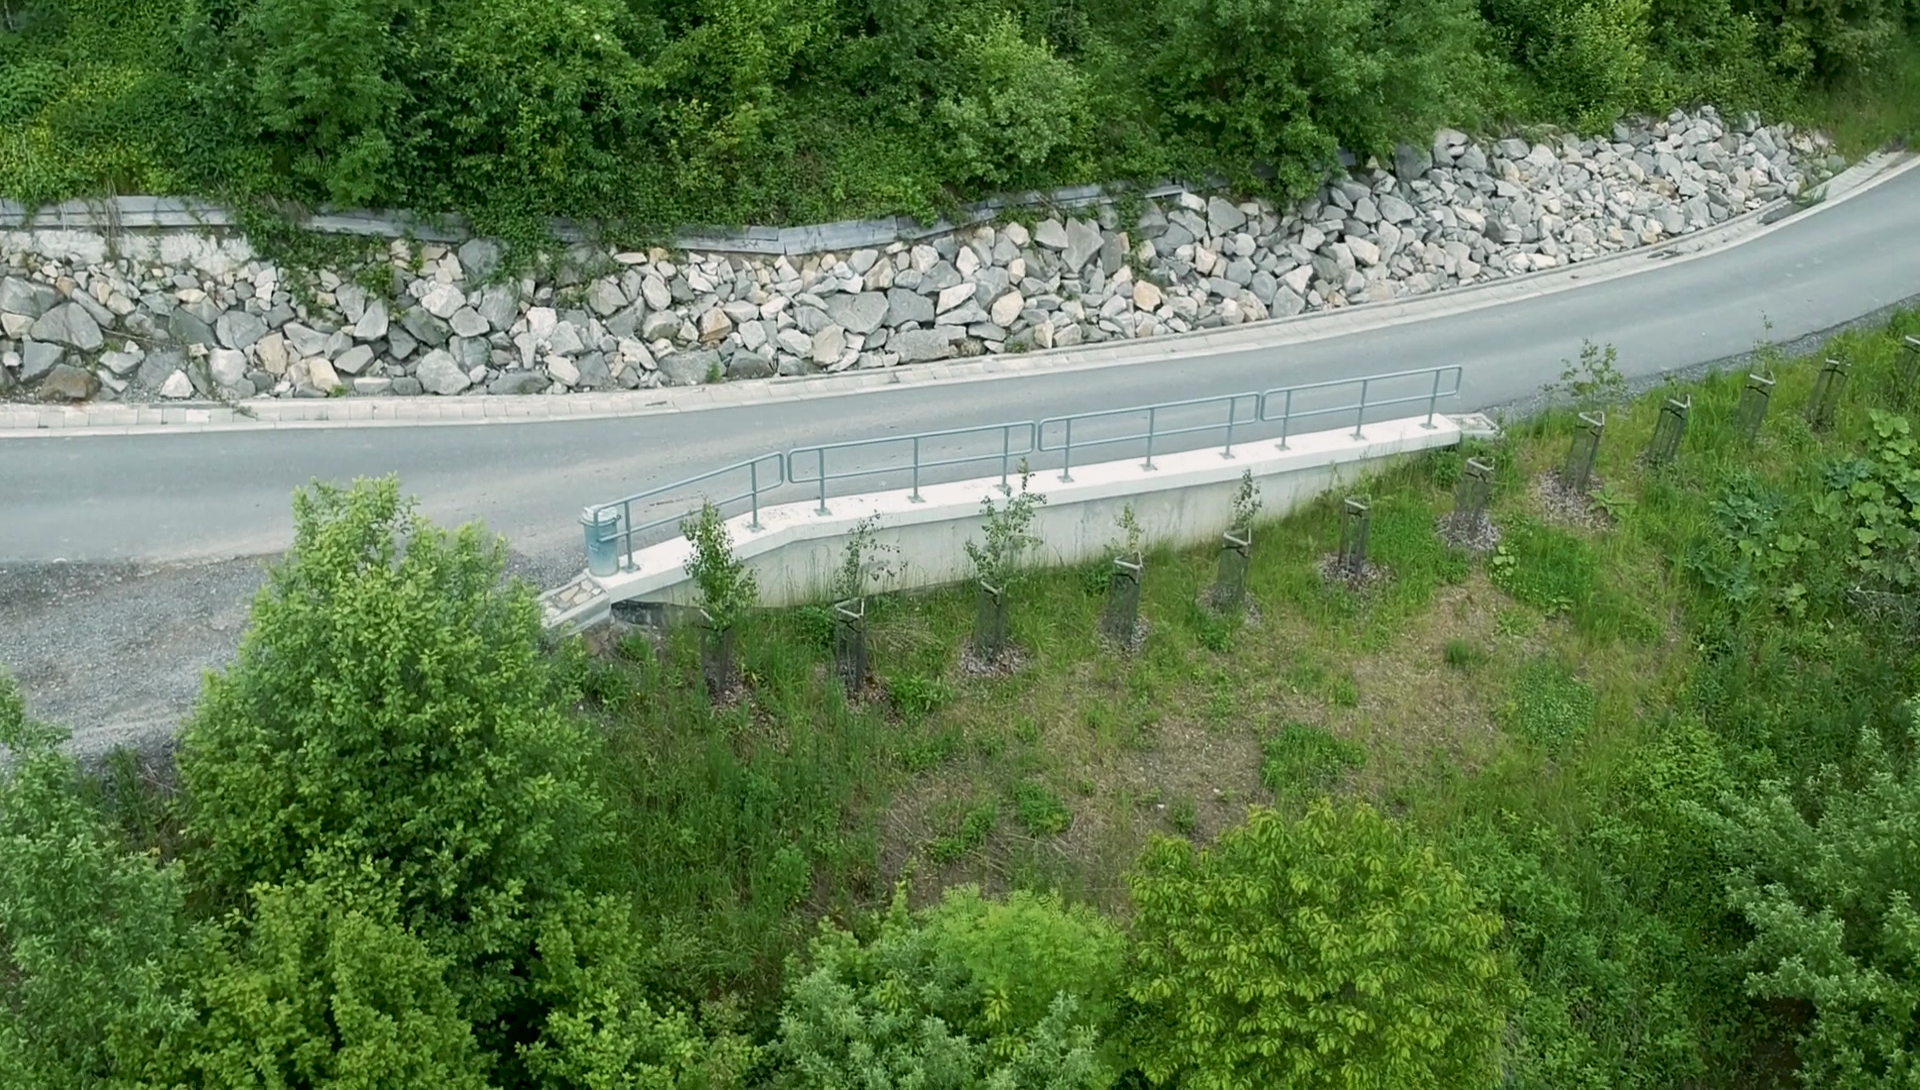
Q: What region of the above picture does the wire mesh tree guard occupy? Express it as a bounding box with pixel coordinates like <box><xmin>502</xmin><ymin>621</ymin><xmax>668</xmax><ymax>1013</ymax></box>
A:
<box><xmin>1806</xmin><ymin>357</ymin><xmax>1849</xmax><ymax>433</ymax></box>
<box><xmin>698</xmin><ymin>610</ymin><xmax>738</xmax><ymax>697</ymax></box>
<box><xmin>1643</xmin><ymin>395</ymin><xmax>1691</xmax><ymax>467</ymax></box>
<box><xmin>1448</xmin><ymin>457</ymin><xmax>1495</xmax><ymax>536</ymax></box>
<box><xmin>831</xmin><ymin>597</ymin><xmax>867</xmax><ymax>692</ymax></box>
<box><xmin>1735</xmin><ymin>372</ymin><xmax>1774</xmax><ymax>443</ymax></box>
<box><xmin>1338</xmin><ymin>496</ymin><xmax>1372</xmax><ymax>578</ymax></box>
<box><xmin>1562</xmin><ymin>411</ymin><xmax>1605</xmax><ymax>494</ymax></box>
<box><xmin>973</xmin><ymin>581</ymin><xmax>1010</xmax><ymax>660</ymax></box>
<box><xmin>1212</xmin><ymin>528</ymin><xmax>1252</xmax><ymax>611</ymax></box>
<box><xmin>1101</xmin><ymin>554</ymin><xmax>1144</xmax><ymax>645</ymax></box>
<box><xmin>1899</xmin><ymin>336</ymin><xmax>1920</xmax><ymax>409</ymax></box>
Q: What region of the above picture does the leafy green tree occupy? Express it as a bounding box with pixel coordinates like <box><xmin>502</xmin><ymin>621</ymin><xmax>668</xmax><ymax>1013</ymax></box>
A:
<box><xmin>178</xmin><ymin>476</ymin><xmax>609</xmax><ymax>1026</ymax></box>
<box><xmin>1135</xmin><ymin>0</ymin><xmax>1479</xmax><ymax>192</ymax></box>
<box><xmin>773</xmin><ymin>884</ymin><xmax>1122</xmax><ymax>1089</ymax></box>
<box><xmin>173</xmin><ymin>876</ymin><xmax>491</xmax><ymax>1089</ymax></box>
<box><xmin>0</xmin><ymin>673</ymin><xmax>193</xmax><ymax>1089</ymax></box>
<box><xmin>236</xmin><ymin>0</ymin><xmax>406</xmax><ymax>206</ymax></box>
<box><xmin>1708</xmin><ymin>708</ymin><xmax>1920</xmax><ymax>1090</ymax></box>
<box><xmin>931</xmin><ymin>11</ymin><xmax>1090</xmax><ymax>189</ymax></box>
<box><xmin>1125</xmin><ymin>800</ymin><xmax>1516</xmax><ymax>1090</ymax></box>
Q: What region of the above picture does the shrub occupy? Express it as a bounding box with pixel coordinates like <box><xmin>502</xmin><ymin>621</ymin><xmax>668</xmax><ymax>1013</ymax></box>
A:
<box><xmin>773</xmin><ymin>885</ymin><xmax>1121</xmax><ymax>1090</ymax></box>
<box><xmin>932</xmin><ymin>12</ymin><xmax>1091</xmax><ymax>189</ymax></box>
<box><xmin>1707</xmin><ymin>707</ymin><xmax>1920</xmax><ymax>1090</ymax></box>
<box><xmin>0</xmin><ymin>674</ymin><xmax>193</xmax><ymax>1088</ymax></box>
<box><xmin>1126</xmin><ymin>801</ymin><xmax>1516</xmax><ymax>1090</ymax></box>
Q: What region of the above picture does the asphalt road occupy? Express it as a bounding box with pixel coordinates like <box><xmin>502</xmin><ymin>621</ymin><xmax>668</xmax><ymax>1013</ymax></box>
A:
<box><xmin>4</xmin><ymin>161</ymin><xmax>1919</xmax><ymax>749</ymax></box>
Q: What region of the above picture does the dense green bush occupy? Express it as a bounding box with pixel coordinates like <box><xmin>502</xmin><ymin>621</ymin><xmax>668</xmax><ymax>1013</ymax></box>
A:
<box><xmin>773</xmin><ymin>884</ymin><xmax>1124</xmax><ymax>1089</ymax></box>
<box><xmin>4</xmin><ymin>0</ymin><xmax>1913</xmax><ymax>230</ymax></box>
<box><xmin>1125</xmin><ymin>801</ymin><xmax>1516</xmax><ymax>1090</ymax></box>
<box><xmin>0</xmin><ymin>675</ymin><xmax>194</xmax><ymax>1089</ymax></box>
<box><xmin>1708</xmin><ymin>709</ymin><xmax>1920</xmax><ymax>1090</ymax></box>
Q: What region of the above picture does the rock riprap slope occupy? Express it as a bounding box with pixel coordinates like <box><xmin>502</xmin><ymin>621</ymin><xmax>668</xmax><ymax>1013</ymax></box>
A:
<box><xmin>1</xmin><ymin>108</ymin><xmax>1829</xmax><ymax>404</ymax></box>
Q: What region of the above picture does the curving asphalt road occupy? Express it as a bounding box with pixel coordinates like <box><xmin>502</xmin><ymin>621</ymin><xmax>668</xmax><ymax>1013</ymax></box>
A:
<box><xmin>3</xmin><ymin>158</ymin><xmax>1919</xmax><ymax>747</ymax></box>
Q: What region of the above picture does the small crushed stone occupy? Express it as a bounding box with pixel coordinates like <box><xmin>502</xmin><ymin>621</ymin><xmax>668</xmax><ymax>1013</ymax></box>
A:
<box><xmin>1319</xmin><ymin>555</ymin><xmax>1394</xmax><ymax>591</ymax></box>
<box><xmin>1199</xmin><ymin>586</ymin><xmax>1264</xmax><ymax>627</ymax></box>
<box><xmin>1437</xmin><ymin>511</ymin><xmax>1503</xmax><ymax>553</ymax></box>
<box><xmin>1533</xmin><ymin>470</ymin><xmax>1615</xmax><ymax>530</ymax></box>
<box><xmin>960</xmin><ymin>645</ymin><xmax>1029</xmax><ymax>679</ymax></box>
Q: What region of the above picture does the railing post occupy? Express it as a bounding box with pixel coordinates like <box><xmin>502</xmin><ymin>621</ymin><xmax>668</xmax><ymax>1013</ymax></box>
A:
<box><xmin>999</xmin><ymin>428</ymin><xmax>1012</xmax><ymax>496</ymax></box>
<box><xmin>1279</xmin><ymin>389</ymin><xmax>1294</xmax><ymax>451</ymax></box>
<box><xmin>1353</xmin><ymin>379</ymin><xmax>1369</xmax><ymax>441</ymax></box>
<box><xmin>619</xmin><ymin>500</ymin><xmax>634</xmax><ymax>572</ymax></box>
<box><xmin>1060</xmin><ymin>419</ymin><xmax>1074</xmax><ymax>483</ymax></box>
<box><xmin>748</xmin><ymin>461</ymin><xmax>764</xmax><ymax>530</ymax></box>
<box><xmin>1424</xmin><ymin>369</ymin><xmax>1441</xmax><ymax>429</ymax></box>
<box><xmin>1143</xmin><ymin>407</ymin><xmax>1157</xmax><ymax>471</ymax></box>
<box><xmin>911</xmin><ymin>436</ymin><xmax>924</xmax><ymax>503</ymax></box>
<box><xmin>1223</xmin><ymin>397</ymin><xmax>1238</xmax><ymax>460</ymax></box>
<box><xmin>815</xmin><ymin>449</ymin><xmax>829</xmax><ymax>515</ymax></box>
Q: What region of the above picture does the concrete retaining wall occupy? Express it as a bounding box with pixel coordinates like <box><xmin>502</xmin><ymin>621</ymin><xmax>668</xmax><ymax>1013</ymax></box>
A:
<box><xmin>557</xmin><ymin>413</ymin><xmax>1460</xmax><ymax>625</ymax></box>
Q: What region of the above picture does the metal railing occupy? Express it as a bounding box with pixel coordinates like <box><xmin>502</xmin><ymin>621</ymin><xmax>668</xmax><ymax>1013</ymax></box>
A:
<box><xmin>1262</xmin><ymin>365</ymin><xmax>1463</xmax><ymax>449</ymax></box>
<box><xmin>1039</xmin><ymin>393</ymin><xmax>1261</xmax><ymax>481</ymax></box>
<box><xmin>591</xmin><ymin>453</ymin><xmax>784</xmax><ymax>572</ymax></box>
<box><xmin>581</xmin><ymin>364</ymin><xmax>1465</xmax><ymax>573</ymax></box>
<box><xmin>789</xmin><ymin>422</ymin><xmax>1037</xmax><ymax>515</ymax></box>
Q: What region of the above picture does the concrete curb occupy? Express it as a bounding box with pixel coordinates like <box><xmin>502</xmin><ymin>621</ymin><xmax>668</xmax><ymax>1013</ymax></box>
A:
<box><xmin>0</xmin><ymin>182</ymin><xmax>1204</xmax><ymax>256</ymax></box>
<box><xmin>4</xmin><ymin>151</ymin><xmax>1911</xmax><ymax>440</ymax></box>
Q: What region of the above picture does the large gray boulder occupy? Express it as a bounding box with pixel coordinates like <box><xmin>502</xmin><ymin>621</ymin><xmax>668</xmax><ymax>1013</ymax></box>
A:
<box><xmin>19</xmin><ymin>341</ymin><xmax>65</xmax><ymax>381</ymax></box>
<box><xmin>1062</xmin><ymin>219</ymin><xmax>1103</xmax><ymax>274</ymax></box>
<box><xmin>28</xmin><ymin>303</ymin><xmax>104</xmax><ymax>351</ymax></box>
<box><xmin>658</xmin><ymin>349</ymin><xmax>721</xmax><ymax>386</ymax></box>
<box><xmin>891</xmin><ymin>328</ymin><xmax>958</xmax><ymax>363</ymax></box>
<box><xmin>37</xmin><ymin>363</ymin><xmax>99</xmax><ymax>401</ymax></box>
<box><xmin>826</xmin><ymin>292</ymin><xmax>889</xmax><ymax>335</ymax></box>
<box><xmin>352</xmin><ymin>298</ymin><xmax>390</xmax><ymax>341</ymax></box>
<box><xmin>169</xmin><ymin>308</ymin><xmax>217</xmax><ymax>349</ymax></box>
<box><xmin>215</xmin><ymin>310</ymin><xmax>269</xmax><ymax>351</ymax></box>
<box><xmin>0</xmin><ymin>276</ymin><xmax>49</xmax><ymax>318</ymax></box>
<box><xmin>414</xmin><ymin>349</ymin><xmax>471</xmax><ymax>395</ymax></box>
<box><xmin>458</xmin><ymin>238</ymin><xmax>503</xmax><ymax>282</ymax></box>
<box><xmin>727</xmin><ymin>351</ymin><xmax>775</xmax><ymax>380</ymax></box>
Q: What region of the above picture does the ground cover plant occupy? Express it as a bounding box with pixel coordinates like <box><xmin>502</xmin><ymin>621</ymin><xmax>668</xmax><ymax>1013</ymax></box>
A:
<box><xmin>4</xmin><ymin>308</ymin><xmax>1920</xmax><ymax>1086</ymax></box>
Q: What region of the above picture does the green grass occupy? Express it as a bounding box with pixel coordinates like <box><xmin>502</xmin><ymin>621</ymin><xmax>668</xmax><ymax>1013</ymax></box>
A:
<box><xmin>568</xmin><ymin>308</ymin><xmax>1920</xmax><ymax>1047</ymax></box>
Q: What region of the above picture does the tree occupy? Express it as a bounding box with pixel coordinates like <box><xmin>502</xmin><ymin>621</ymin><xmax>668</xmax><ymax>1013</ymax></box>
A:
<box><xmin>178</xmin><ymin>476</ymin><xmax>609</xmax><ymax>1027</ymax></box>
<box><xmin>0</xmin><ymin>673</ymin><xmax>192</xmax><ymax>1089</ymax></box>
<box><xmin>518</xmin><ymin>894</ymin><xmax>757</xmax><ymax>1090</ymax></box>
<box><xmin>1124</xmin><ymin>800</ymin><xmax>1516</xmax><ymax>1090</ymax></box>
<box><xmin>174</xmin><ymin>876</ymin><xmax>491</xmax><ymax>1090</ymax></box>
<box><xmin>773</xmin><ymin>884</ymin><xmax>1122</xmax><ymax>1090</ymax></box>
<box><xmin>1708</xmin><ymin>708</ymin><xmax>1920</xmax><ymax>1090</ymax></box>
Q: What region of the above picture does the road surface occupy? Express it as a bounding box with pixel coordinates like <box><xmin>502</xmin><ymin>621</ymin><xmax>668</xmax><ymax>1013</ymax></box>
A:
<box><xmin>3</xmin><ymin>161</ymin><xmax>1918</xmax><ymax>751</ymax></box>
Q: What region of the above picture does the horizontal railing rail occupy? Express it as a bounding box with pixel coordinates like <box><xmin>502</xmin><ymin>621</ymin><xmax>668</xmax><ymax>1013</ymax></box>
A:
<box><xmin>1259</xmin><ymin>365</ymin><xmax>1464</xmax><ymax>449</ymax></box>
<box><xmin>581</xmin><ymin>364</ymin><xmax>1464</xmax><ymax>575</ymax></box>
<box><xmin>1037</xmin><ymin>393</ymin><xmax>1261</xmax><ymax>482</ymax></box>
<box><xmin>592</xmin><ymin>453</ymin><xmax>785</xmax><ymax>571</ymax></box>
<box><xmin>788</xmin><ymin>422</ymin><xmax>1038</xmax><ymax>515</ymax></box>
